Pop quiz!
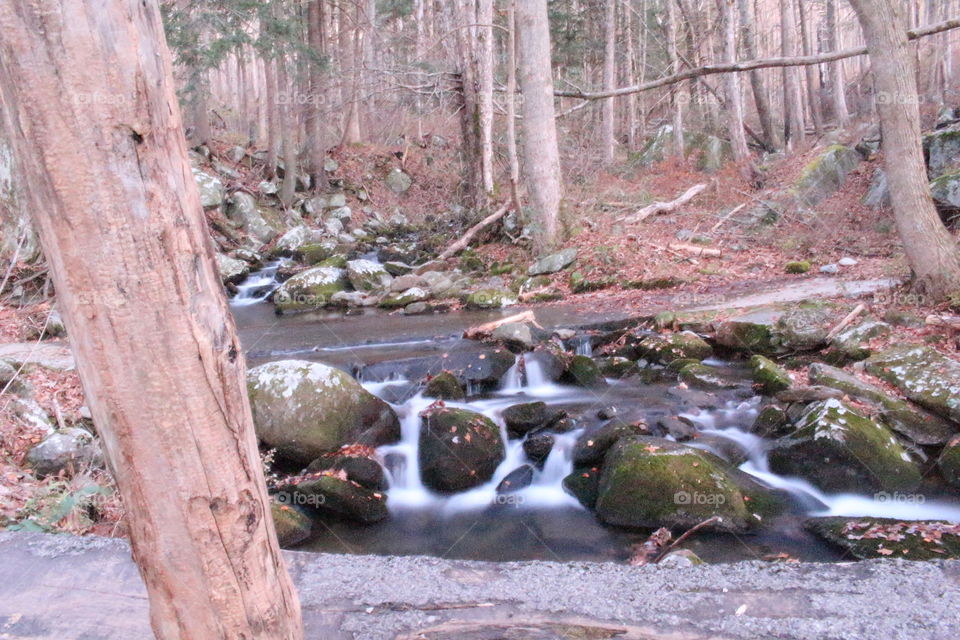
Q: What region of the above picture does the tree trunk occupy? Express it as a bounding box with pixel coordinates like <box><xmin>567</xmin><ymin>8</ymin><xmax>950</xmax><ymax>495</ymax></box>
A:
<box><xmin>306</xmin><ymin>0</ymin><xmax>327</xmax><ymax>190</ymax></box>
<box><xmin>601</xmin><ymin>0</ymin><xmax>617</xmax><ymax>164</ymax></box>
<box><xmin>278</xmin><ymin>54</ymin><xmax>298</xmax><ymax>207</ymax></box>
<box><xmin>477</xmin><ymin>0</ymin><xmax>495</xmax><ymax>196</ymax></box>
<box><xmin>265</xmin><ymin>56</ymin><xmax>280</xmax><ymax>177</ymax></box>
<box><xmin>0</xmin><ymin>1</ymin><xmax>304</xmax><ymax>638</ymax></box>
<box><xmin>825</xmin><ymin>0</ymin><xmax>850</xmax><ymax>126</ymax></box>
<box><xmin>848</xmin><ymin>0</ymin><xmax>960</xmax><ymax>300</ymax></box>
<box><xmin>340</xmin><ymin>0</ymin><xmax>362</xmax><ymax>145</ymax></box>
<box><xmin>455</xmin><ymin>0</ymin><xmax>485</xmax><ymax>208</ymax></box>
<box><xmin>780</xmin><ymin>0</ymin><xmax>806</xmax><ymax>147</ymax></box>
<box><xmin>797</xmin><ymin>0</ymin><xmax>823</xmax><ymax>135</ymax></box>
<box><xmin>739</xmin><ymin>0</ymin><xmax>780</xmax><ymax>150</ymax></box>
<box><xmin>719</xmin><ymin>0</ymin><xmax>751</xmax><ymax>169</ymax></box>
<box><xmin>666</xmin><ymin>0</ymin><xmax>685</xmax><ymax>158</ymax></box>
<box><xmin>506</xmin><ymin>0</ymin><xmax>522</xmax><ymax>213</ymax></box>
<box><xmin>516</xmin><ymin>0</ymin><xmax>563</xmax><ymax>252</ymax></box>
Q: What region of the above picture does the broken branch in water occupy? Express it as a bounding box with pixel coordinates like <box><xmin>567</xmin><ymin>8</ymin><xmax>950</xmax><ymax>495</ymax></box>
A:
<box><xmin>621</xmin><ymin>184</ymin><xmax>708</xmax><ymax>223</ymax></box>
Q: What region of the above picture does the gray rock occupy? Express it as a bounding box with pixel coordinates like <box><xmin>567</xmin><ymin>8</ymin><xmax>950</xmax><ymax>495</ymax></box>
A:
<box><xmin>389</xmin><ymin>274</ymin><xmax>428</xmax><ymax>293</ymax></box>
<box><xmin>385</xmin><ymin>168</ymin><xmax>412</xmax><ymax>194</ymax></box>
<box><xmin>774</xmin><ymin>307</ymin><xmax>833</xmax><ymax>351</ymax></box>
<box><xmin>795</xmin><ymin>145</ymin><xmax>860</xmax><ymax>207</ymax></box>
<box><xmin>819</xmin><ymin>264</ymin><xmax>839</xmax><ymax>274</ymax></box>
<box><xmin>866</xmin><ymin>345</ymin><xmax>960</xmax><ymax>424</ymax></box>
<box><xmin>26</xmin><ymin>428</ymin><xmax>103</xmax><ymax>478</ymax></box>
<box><xmin>838</xmin><ymin>257</ymin><xmax>858</xmax><ymax>267</ymax></box>
<box><xmin>330</xmin><ymin>291</ymin><xmax>378</xmax><ymax>307</ymax></box>
<box><xmin>326</xmin><ymin>193</ymin><xmax>347</xmax><ymax>209</ymax></box>
<box><xmin>324</xmin><ymin>217</ymin><xmax>344</xmax><ymax>236</ymax></box>
<box><xmin>258</xmin><ymin>180</ymin><xmax>278</xmax><ymax>195</ymax></box>
<box><xmin>528</xmin><ymin>248</ymin><xmax>578</xmax><ymax>276</ymax></box>
<box><xmin>346</xmin><ymin>259</ymin><xmax>393</xmax><ymax>292</ymax></box>
<box><xmin>863</xmin><ymin>169</ymin><xmax>890</xmax><ymax>209</ymax></box>
<box><xmin>491</xmin><ymin>323</ymin><xmax>536</xmax><ymax>351</ymax></box>
<box><xmin>225</xmin><ymin>192</ymin><xmax>282</xmax><ymax>245</ymax></box>
<box><xmin>924</xmin><ymin>125</ymin><xmax>960</xmax><ymax>178</ymax></box>
<box><xmin>930</xmin><ymin>172</ymin><xmax>960</xmax><ymax>210</ymax></box>
<box><xmin>275</xmin><ymin>225</ymin><xmax>318</xmax><ymax>253</ymax></box>
<box><xmin>273</xmin><ymin>267</ymin><xmax>350</xmax><ymax>312</ymax></box>
<box><xmin>215</xmin><ymin>253</ymin><xmax>249</xmax><ymax>285</ymax></box>
<box><xmin>192</xmin><ymin>169</ymin><xmax>224</xmax><ymax>208</ymax></box>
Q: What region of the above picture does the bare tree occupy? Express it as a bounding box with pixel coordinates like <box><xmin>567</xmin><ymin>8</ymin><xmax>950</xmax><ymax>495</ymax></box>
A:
<box><xmin>824</xmin><ymin>0</ymin><xmax>850</xmax><ymax>126</ymax></box>
<box><xmin>665</xmin><ymin>0</ymin><xmax>685</xmax><ymax>158</ymax></box>
<box><xmin>718</xmin><ymin>0</ymin><xmax>751</xmax><ymax>170</ymax></box>
<box><xmin>0</xmin><ymin>0</ymin><xmax>304</xmax><ymax>637</ymax></box>
<box><xmin>477</xmin><ymin>0</ymin><xmax>495</xmax><ymax>196</ymax></box>
<box><xmin>306</xmin><ymin>0</ymin><xmax>327</xmax><ymax>189</ymax></box>
<box><xmin>739</xmin><ymin>0</ymin><xmax>781</xmax><ymax>150</ymax></box>
<box><xmin>848</xmin><ymin>0</ymin><xmax>960</xmax><ymax>300</ymax></box>
<box><xmin>601</xmin><ymin>0</ymin><xmax>617</xmax><ymax>164</ymax></box>
<box><xmin>516</xmin><ymin>0</ymin><xmax>563</xmax><ymax>251</ymax></box>
<box><xmin>781</xmin><ymin>0</ymin><xmax>806</xmax><ymax>147</ymax></box>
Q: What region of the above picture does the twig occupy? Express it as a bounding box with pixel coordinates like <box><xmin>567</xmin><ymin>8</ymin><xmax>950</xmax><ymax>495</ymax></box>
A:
<box><xmin>652</xmin><ymin>516</ymin><xmax>721</xmax><ymax>563</ymax></box>
<box><xmin>710</xmin><ymin>203</ymin><xmax>748</xmax><ymax>232</ymax></box>
<box><xmin>825</xmin><ymin>303</ymin><xmax>866</xmax><ymax>341</ymax></box>
<box><xmin>0</xmin><ymin>231</ymin><xmax>26</xmax><ymax>296</ymax></box>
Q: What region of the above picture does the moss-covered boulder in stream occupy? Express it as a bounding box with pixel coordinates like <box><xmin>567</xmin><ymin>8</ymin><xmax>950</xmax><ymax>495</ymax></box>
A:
<box><xmin>795</xmin><ymin>145</ymin><xmax>861</xmax><ymax>206</ymax></box>
<box><xmin>419</xmin><ymin>406</ymin><xmax>505</xmax><ymax>493</ymax></box>
<box><xmin>247</xmin><ymin>360</ymin><xmax>400</xmax><ymax>463</ymax></box>
<box><xmin>346</xmin><ymin>259</ymin><xmax>393</xmax><ymax>292</ymax></box>
<box><xmin>595</xmin><ymin>437</ymin><xmax>780</xmax><ymax>532</ymax></box>
<box><xmin>865</xmin><ymin>345</ymin><xmax>960</xmax><ymax>424</ymax></box>
<box><xmin>678</xmin><ymin>362</ymin><xmax>742</xmax><ymax>390</ymax></box>
<box><xmin>750</xmin><ymin>355</ymin><xmax>792</xmax><ymax>395</ymax></box>
<box><xmin>561</xmin><ymin>355</ymin><xmax>607</xmax><ymax>388</ymax></box>
<box><xmin>563</xmin><ymin>465</ymin><xmax>602</xmax><ymax>509</ymax></box>
<box><xmin>806</xmin><ymin>517</ymin><xmax>960</xmax><ymax>560</ymax></box>
<box><xmin>273</xmin><ymin>266</ymin><xmax>350</xmax><ymax>312</ymax></box>
<box><xmin>939</xmin><ymin>435</ymin><xmax>960</xmax><ymax>489</ymax></box>
<box><xmin>636</xmin><ymin>332</ymin><xmax>713</xmax><ymax>364</ymax></box>
<box><xmin>423</xmin><ymin>371</ymin><xmax>465</xmax><ymax>400</ymax></box>
<box><xmin>277</xmin><ymin>473</ymin><xmax>388</xmax><ymax>523</ymax></box>
<box><xmin>270</xmin><ymin>502</ymin><xmax>312</xmax><ymax>548</ymax></box>
<box><xmin>768</xmin><ymin>399</ymin><xmax>921</xmax><ymax>493</ymax></box>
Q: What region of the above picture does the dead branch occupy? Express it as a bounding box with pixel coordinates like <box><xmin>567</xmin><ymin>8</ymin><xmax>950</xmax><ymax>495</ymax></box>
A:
<box><xmin>710</xmin><ymin>203</ymin><xmax>748</xmax><ymax>232</ymax></box>
<box><xmin>418</xmin><ymin>202</ymin><xmax>512</xmax><ymax>273</ymax></box>
<box><xmin>621</xmin><ymin>183</ymin><xmax>708</xmax><ymax>223</ymax></box>
<box><xmin>652</xmin><ymin>516</ymin><xmax>722</xmax><ymax>564</ymax></box>
<box><xmin>926</xmin><ymin>315</ymin><xmax>960</xmax><ymax>330</ymax></box>
<box><xmin>463</xmin><ymin>310</ymin><xmax>539</xmax><ymax>340</ymax></box>
<box><xmin>667</xmin><ymin>243</ymin><xmax>722</xmax><ymax>258</ymax></box>
<box><xmin>825</xmin><ymin>304</ymin><xmax>866</xmax><ymax>341</ymax></box>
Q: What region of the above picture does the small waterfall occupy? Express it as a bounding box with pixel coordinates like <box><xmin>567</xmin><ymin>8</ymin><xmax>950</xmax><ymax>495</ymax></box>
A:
<box><xmin>575</xmin><ymin>335</ymin><xmax>593</xmax><ymax>357</ymax></box>
<box><xmin>231</xmin><ymin>259</ymin><xmax>288</xmax><ymax>306</ymax></box>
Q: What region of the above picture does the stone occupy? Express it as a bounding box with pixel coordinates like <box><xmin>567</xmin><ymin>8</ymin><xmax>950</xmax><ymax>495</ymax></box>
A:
<box><xmin>924</xmin><ymin>125</ymin><xmax>960</xmax><ymax>179</ymax></box>
<box><xmin>595</xmin><ymin>437</ymin><xmax>779</xmax><ymax>532</ymax></box>
<box><xmin>491</xmin><ymin>323</ymin><xmax>536</xmax><ymax>351</ymax></box>
<box><xmin>562</xmin><ymin>355</ymin><xmax>607</xmax><ymax>388</ymax></box>
<box><xmin>379</xmin><ymin>287</ymin><xmax>429</xmax><ymax>309</ymax></box>
<box><xmin>826</xmin><ymin>320</ymin><xmax>891</xmax><ymax>362</ymax></box>
<box><xmin>768</xmin><ymin>399</ymin><xmax>921</xmax><ymax>493</ymax></box>
<box><xmin>273</xmin><ymin>267</ymin><xmax>349</xmax><ymax>312</ymax></box>
<box><xmin>658</xmin><ymin>549</ymin><xmax>705</xmax><ymax>567</ymax></box>
<box><xmin>402</xmin><ymin>302</ymin><xmax>431</xmax><ymax>315</ymax></box>
<box><xmin>464</xmin><ymin>288</ymin><xmax>517</xmax><ymax>309</ymax></box>
<box><xmin>270</xmin><ymin>502</ymin><xmax>313</xmax><ymax>548</ymax></box>
<box><xmin>324</xmin><ymin>217</ymin><xmax>344</xmax><ymax>236</ymax></box>
<box><xmin>192</xmin><ymin>168</ymin><xmax>224</xmax><ymax>208</ymax></box>
<box><xmin>275</xmin><ymin>225</ymin><xmax>317</xmax><ymax>254</ymax></box>
<box><xmin>385</xmin><ymin>168</ymin><xmax>412</xmax><ymax>194</ymax></box>
<box><xmin>930</xmin><ymin>172</ymin><xmax>960</xmax><ymax>210</ymax></box>
<box><xmin>330</xmin><ymin>291</ymin><xmax>378</xmax><ymax>308</ymax></box>
<box><xmin>247</xmin><ymin>360</ymin><xmax>400</xmax><ymax>463</ymax></box>
<box><xmin>774</xmin><ymin>307</ymin><xmax>833</xmax><ymax>351</ymax></box>
<box><xmin>939</xmin><ymin>436</ymin><xmax>960</xmax><ymax>489</ymax></box>
<box><xmin>527</xmin><ymin>248</ymin><xmax>578</xmax><ymax>276</ymax></box>
<box><xmin>326</xmin><ymin>193</ymin><xmax>348</xmax><ymax>208</ymax></box>
<box><xmin>819</xmin><ymin>264</ymin><xmax>839</xmax><ymax>274</ymax></box>
<box><xmin>795</xmin><ymin>145</ymin><xmax>861</xmax><ymax>206</ymax></box>
<box><xmin>678</xmin><ymin>362</ymin><xmax>741</xmax><ymax>390</ymax></box>
<box><xmin>346</xmin><ymin>259</ymin><xmax>393</xmax><ymax>292</ymax></box>
<box><xmin>865</xmin><ymin>345</ymin><xmax>960</xmax><ymax>424</ymax></box>
<box><xmin>215</xmin><ymin>253</ymin><xmax>250</xmax><ymax>285</ymax></box>
<box><xmin>306</xmin><ymin>453</ymin><xmax>387</xmax><ymax>491</ymax></box>
<box><xmin>384</xmin><ymin>261</ymin><xmax>414</xmax><ymax>276</ymax></box>
<box><xmin>424</xmin><ymin>372</ymin><xmax>465</xmax><ymax>400</ymax></box>
<box><xmin>750</xmin><ymin>355</ymin><xmax>792</xmax><ymax>395</ymax></box>
<box><xmin>419</xmin><ymin>406</ymin><xmax>505</xmax><ymax>493</ymax></box>
<box><xmin>496</xmin><ymin>465</ymin><xmax>535</xmax><ymax>494</ymax></box>
<box><xmin>595</xmin><ymin>357</ymin><xmax>638</xmax><ymax>378</ymax></box>
<box><xmin>863</xmin><ymin>169</ymin><xmax>890</xmax><ymax>209</ymax></box>
<box><xmin>224</xmin><ymin>192</ymin><xmax>281</xmax><ymax>244</ymax></box>
<box><xmin>503</xmin><ymin>402</ymin><xmax>550</xmax><ymax>438</ymax></box>
<box><xmin>523</xmin><ymin>433</ymin><xmax>555</xmax><ymax>467</ymax></box>
<box><xmin>751</xmin><ymin>405</ymin><xmax>791</xmax><ymax>439</ymax></box>
<box><xmin>838</xmin><ymin>257</ymin><xmax>858</xmax><ymax>267</ymax></box>
<box><xmin>0</xmin><ymin>342</ymin><xmax>75</xmax><ymax>371</ymax></box>
<box><xmin>26</xmin><ymin>428</ymin><xmax>103</xmax><ymax>478</ymax></box>
<box><xmin>636</xmin><ymin>332</ymin><xmax>713</xmax><ymax>364</ymax></box>
<box><xmin>562</xmin><ymin>465</ymin><xmax>602</xmax><ymax>508</ymax></box>
<box><xmin>389</xmin><ymin>274</ymin><xmax>428</xmax><ymax>293</ymax></box>
<box><xmin>714</xmin><ymin>317</ymin><xmax>775</xmax><ymax>355</ymax></box>
<box><xmin>258</xmin><ymin>180</ymin><xmax>278</xmax><ymax>195</ymax></box>
<box><xmin>573</xmin><ymin>421</ymin><xmax>649</xmax><ymax>466</ymax></box>
<box><xmin>278</xmin><ymin>473</ymin><xmax>388</xmax><ymax>523</ymax></box>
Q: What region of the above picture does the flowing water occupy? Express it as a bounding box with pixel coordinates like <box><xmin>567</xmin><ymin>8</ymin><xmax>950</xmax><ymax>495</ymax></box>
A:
<box><xmin>230</xmin><ymin>266</ymin><xmax>960</xmax><ymax>563</ymax></box>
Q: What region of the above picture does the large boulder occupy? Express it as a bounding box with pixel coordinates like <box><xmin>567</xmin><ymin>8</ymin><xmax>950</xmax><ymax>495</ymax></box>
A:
<box><xmin>247</xmin><ymin>360</ymin><xmax>400</xmax><ymax>463</ymax></box>
<box><xmin>270</xmin><ymin>502</ymin><xmax>313</xmax><ymax>547</ymax></box>
<box><xmin>278</xmin><ymin>473</ymin><xmax>388</xmax><ymax>523</ymax></box>
<box><xmin>192</xmin><ymin>168</ymin><xmax>224</xmax><ymax>208</ymax></box>
<box><xmin>808</xmin><ymin>363</ymin><xmax>956</xmax><ymax>446</ymax></box>
<box><xmin>865</xmin><ymin>345</ymin><xmax>960</xmax><ymax>424</ymax></box>
<box><xmin>635</xmin><ymin>332</ymin><xmax>713</xmax><ymax>364</ymax></box>
<box><xmin>795</xmin><ymin>145</ymin><xmax>860</xmax><ymax>207</ymax></box>
<box><xmin>216</xmin><ymin>253</ymin><xmax>249</xmax><ymax>285</ymax></box>
<box><xmin>418</xmin><ymin>406</ymin><xmax>504</xmax><ymax>492</ymax></box>
<box><xmin>594</xmin><ymin>437</ymin><xmax>779</xmax><ymax>532</ymax></box>
<box><xmin>527</xmin><ymin>248</ymin><xmax>578</xmax><ymax>276</ymax></box>
<box><xmin>225</xmin><ymin>192</ymin><xmax>281</xmax><ymax>244</ymax></box>
<box><xmin>26</xmin><ymin>427</ymin><xmax>103</xmax><ymax>478</ymax></box>
<box><xmin>768</xmin><ymin>399</ymin><xmax>921</xmax><ymax>493</ymax></box>
<box><xmin>924</xmin><ymin>125</ymin><xmax>960</xmax><ymax>178</ymax></box>
<box><xmin>273</xmin><ymin>266</ymin><xmax>350</xmax><ymax>312</ymax></box>
<box><xmin>714</xmin><ymin>317</ymin><xmax>776</xmax><ymax>355</ymax></box>
<box><xmin>346</xmin><ymin>259</ymin><xmax>393</xmax><ymax>292</ymax></box>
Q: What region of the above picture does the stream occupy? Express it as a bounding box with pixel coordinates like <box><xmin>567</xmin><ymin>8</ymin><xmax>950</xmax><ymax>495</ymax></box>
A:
<box><xmin>231</xmin><ymin>264</ymin><xmax>960</xmax><ymax>563</ymax></box>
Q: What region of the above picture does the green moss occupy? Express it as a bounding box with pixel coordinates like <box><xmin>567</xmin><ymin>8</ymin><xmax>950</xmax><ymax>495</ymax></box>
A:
<box><xmin>806</xmin><ymin>517</ymin><xmax>960</xmax><ymax>560</ymax></box>
<box><xmin>637</xmin><ymin>332</ymin><xmax>713</xmax><ymax>364</ymax></box>
<box><xmin>563</xmin><ymin>355</ymin><xmax>607</xmax><ymax>388</ymax></box>
<box><xmin>423</xmin><ymin>371</ymin><xmax>465</xmax><ymax>401</ymax></box>
<box><xmin>569</xmin><ymin>271</ymin><xmax>614</xmax><ymax>293</ymax></box>
<box><xmin>785</xmin><ymin>260</ymin><xmax>811</xmax><ymax>274</ymax></box>
<box><xmin>750</xmin><ymin>355</ymin><xmax>792</xmax><ymax>394</ymax></box>
<box><xmin>270</xmin><ymin>501</ymin><xmax>312</xmax><ymax>548</ymax></box>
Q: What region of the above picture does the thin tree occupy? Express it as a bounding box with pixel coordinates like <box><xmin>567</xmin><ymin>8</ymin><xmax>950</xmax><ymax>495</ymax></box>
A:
<box><xmin>739</xmin><ymin>0</ymin><xmax>780</xmax><ymax>150</ymax></box>
<box><xmin>0</xmin><ymin>0</ymin><xmax>304</xmax><ymax>637</ymax></box>
<box><xmin>665</xmin><ymin>0</ymin><xmax>685</xmax><ymax>159</ymax></box>
<box><xmin>516</xmin><ymin>0</ymin><xmax>563</xmax><ymax>251</ymax></box>
<box><xmin>847</xmin><ymin>0</ymin><xmax>960</xmax><ymax>300</ymax></box>
<box><xmin>601</xmin><ymin>0</ymin><xmax>617</xmax><ymax>164</ymax></box>
<box><xmin>824</xmin><ymin>0</ymin><xmax>850</xmax><ymax>126</ymax></box>
<box><xmin>718</xmin><ymin>0</ymin><xmax>751</xmax><ymax>171</ymax></box>
<box><xmin>477</xmin><ymin>0</ymin><xmax>495</xmax><ymax>197</ymax></box>
<box><xmin>781</xmin><ymin>0</ymin><xmax>806</xmax><ymax>148</ymax></box>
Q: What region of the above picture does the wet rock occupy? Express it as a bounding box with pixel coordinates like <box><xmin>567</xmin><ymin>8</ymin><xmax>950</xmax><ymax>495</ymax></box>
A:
<box><xmin>278</xmin><ymin>473</ymin><xmax>388</xmax><ymax>523</ymax></box>
<box><xmin>750</xmin><ymin>405</ymin><xmax>791</xmax><ymax>438</ymax></box>
<box><xmin>769</xmin><ymin>399</ymin><xmax>921</xmax><ymax>493</ymax></box>
<box><xmin>924</xmin><ymin>125</ymin><xmax>960</xmax><ymax>179</ymax></box>
<box><xmin>714</xmin><ymin>318</ymin><xmax>775</xmax><ymax>354</ymax></box>
<box><xmin>865</xmin><ymin>345</ymin><xmax>960</xmax><ymax>424</ymax></box>
<box><xmin>795</xmin><ymin>145</ymin><xmax>860</xmax><ymax>206</ymax></box>
<box><xmin>562</xmin><ymin>355</ymin><xmax>607</xmax><ymax>388</ymax></box>
<box><xmin>225</xmin><ymin>192</ymin><xmax>281</xmax><ymax>244</ymax></box>
<box><xmin>666</xmin><ymin>386</ymin><xmax>722</xmax><ymax>411</ymax></box>
<box><xmin>419</xmin><ymin>406</ymin><xmax>505</xmax><ymax>493</ymax></box>
<box><xmin>636</xmin><ymin>332</ymin><xmax>713</xmax><ymax>365</ymax></box>
<box><xmin>503</xmin><ymin>402</ymin><xmax>550</xmax><ymax>438</ymax></box>
<box><xmin>379</xmin><ymin>287</ymin><xmax>429</xmax><ymax>309</ymax></box>
<box><xmin>595</xmin><ymin>437</ymin><xmax>779</xmax><ymax>532</ymax></box>
<box><xmin>192</xmin><ymin>168</ymin><xmax>224</xmax><ymax>208</ymax></box>
<box><xmin>562</xmin><ymin>465</ymin><xmax>602</xmax><ymax>508</ymax></box>
<box><xmin>523</xmin><ymin>433</ymin><xmax>555</xmax><ymax>467</ymax></box>
<box><xmin>808</xmin><ymin>363</ymin><xmax>956</xmax><ymax>446</ymax></box>
<box><xmin>270</xmin><ymin>501</ymin><xmax>313</xmax><ymax>548</ymax></box>
<box><xmin>26</xmin><ymin>427</ymin><xmax>103</xmax><ymax>478</ymax></box>
<box><xmin>806</xmin><ymin>517</ymin><xmax>960</xmax><ymax>560</ymax></box>
<box><xmin>402</xmin><ymin>301</ymin><xmax>433</xmax><ymax>315</ymax></box>
<box><xmin>465</xmin><ymin>288</ymin><xmax>516</xmax><ymax>309</ymax></box>
<box><xmin>573</xmin><ymin>421</ymin><xmax>648</xmax><ymax>466</ymax></box>
<box><xmin>491</xmin><ymin>322</ymin><xmax>536</xmax><ymax>351</ymax></box>
<box><xmin>774</xmin><ymin>307</ymin><xmax>833</xmax><ymax>351</ymax></box>
<box><xmin>496</xmin><ymin>465</ymin><xmax>534</xmax><ymax>494</ymax></box>
<box><xmin>678</xmin><ymin>362</ymin><xmax>741</xmax><ymax>390</ymax></box>
<box><xmin>247</xmin><ymin>360</ymin><xmax>400</xmax><ymax>463</ymax></box>
<box><xmin>216</xmin><ymin>252</ymin><xmax>250</xmax><ymax>285</ymax></box>
<box><xmin>423</xmin><ymin>371</ymin><xmax>465</xmax><ymax>400</ymax></box>
<box><xmin>939</xmin><ymin>436</ymin><xmax>960</xmax><ymax>489</ymax></box>
<box><xmin>527</xmin><ymin>248</ymin><xmax>578</xmax><ymax>276</ymax></box>
<box><xmin>863</xmin><ymin>169</ymin><xmax>890</xmax><ymax>209</ymax></box>
<box><xmin>274</xmin><ymin>266</ymin><xmax>349</xmax><ymax>312</ymax></box>
<box><xmin>595</xmin><ymin>357</ymin><xmax>638</xmax><ymax>378</ymax></box>
<box><xmin>305</xmin><ymin>453</ymin><xmax>387</xmax><ymax>491</ymax></box>
<box><xmin>385</xmin><ymin>168</ymin><xmax>412</xmax><ymax>194</ymax></box>
<box><xmin>750</xmin><ymin>355</ymin><xmax>792</xmax><ymax>395</ymax></box>
<box><xmin>656</xmin><ymin>415</ymin><xmax>696</xmax><ymax>441</ymax></box>
<box><xmin>825</xmin><ymin>320</ymin><xmax>892</xmax><ymax>362</ymax></box>
<box><xmin>346</xmin><ymin>259</ymin><xmax>393</xmax><ymax>292</ymax></box>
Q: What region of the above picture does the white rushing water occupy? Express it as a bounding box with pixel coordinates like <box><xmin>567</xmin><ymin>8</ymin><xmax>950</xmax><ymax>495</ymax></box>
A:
<box><xmin>230</xmin><ymin>259</ymin><xmax>288</xmax><ymax>306</ymax></box>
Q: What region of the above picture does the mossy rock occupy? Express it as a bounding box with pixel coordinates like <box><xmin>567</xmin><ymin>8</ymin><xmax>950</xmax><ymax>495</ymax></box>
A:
<box><xmin>795</xmin><ymin>145</ymin><xmax>860</xmax><ymax>206</ymax></box>
<box><xmin>270</xmin><ymin>501</ymin><xmax>312</xmax><ymax>548</ymax></box>
<box><xmin>572</xmin><ymin>421</ymin><xmax>649</xmax><ymax>466</ymax></box>
<box><xmin>637</xmin><ymin>332</ymin><xmax>713</xmax><ymax>365</ymax></box>
<box><xmin>751</xmin><ymin>405</ymin><xmax>791</xmax><ymax>438</ymax></box>
<box><xmin>938</xmin><ymin>435</ymin><xmax>960</xmax><ymax>489</ymax></box>
<box><xmin>418</xmin><ymin>406</ymin><xmax>505</xmax><ymax>493</ymax></box>
<box><xmin>278</xmin><ymin>473</ymin><xmax>388</xmax><ymax>523</ymax></box>
<box><xmin>562</xmin><ymin>465</ymin><xmax>602</xmax><ymax>508</ymax></box>
<box><xmin>423</xmin><ymin>371</ymin><xmax>465</xmax><ymax>400</ymax></box>
<box><xmin>595</xmin><ymin>437</ymin><xmax>780</xmax><ymax>532</ymax></box>
<box><xmin>785</xmin><ymin>260</ymin><xmax>811</xmax><ymax>274</ymax></box>
<box><xmin>503</xmin><ymin>401</ymin><xmax>551</xmax><ymax>438</ymax></box>
<box><xmin>715</xmin><ymin>319</ymin><xmax>776</xmax><ymax>354</ymax></box>
<box><xmin>806</xmin><ymin>517</ymin><xmax>960</xmax><ymax>560</ymax></box>
<box><xmin>562</xmin><ymin>355</ymin><xmax>607</xmax><ymax>388</ymax></box>
<box><xmin>768</xmin><ymin>399</ymin><xmax>922</xmax><ymax>493</ymax></box>
<box><xmin>569</xmin><ymin>271</ymin><xmax>614</xmax><ymax>293</ymax></box>
<box><xmin>773</xmin><ymin>307</ymin><xmax>833</xmax><ymax>351</ymax></box>
<box><xmin>299</xmin><ymin>242</ymin><xmax>338</xmax><ymax>265</ymax></box>
<box><xmin>315</xmin><ymin>254</ymin><xmax>348</xmax><ymax>269</ymax></box>
<box><xmin>305</xmin><ymin>453</ymin><xmax>387</xmax><ymax>491</ymax></box>
<box><xmin>464</xmin><ymin>288</ymin><xmax>517</xmax><ymax>309</ymax></box>
<box><xmin>750</xmin><ymin>355</ymin><xmax>792</xmax><ymax>395</ymax></box>
<box><xmin>273</xmin><ymin>266</ymin><xmax>349</xmax><ymax>312</ymax></box>
<box><xmin>380</xmin><ymin>287</ymin><xmax>430</xmax><ymax>309</ymax></box>
<box><xmin>595</xmin><ymin>357</ymin><xmax>639</xmax><ymax>378</ymax></box>
<box><xmin>678</xmin><ymin>362</ymin><xmax>741</xmax><ymax>390</ymax></box>
<box><xmin>346</xmin><ymin>259</ymin><xmax>393</xmax><ymax>292</ymax></box>
<box><xmin>824</xmin><ymin>320</ymin><xmax>892</xmax><ymax>363</ymax></box>
<box><xmin>866</xmin><ymin>345</ymin><xmax>960</xmax><ymax>424</ymax></box>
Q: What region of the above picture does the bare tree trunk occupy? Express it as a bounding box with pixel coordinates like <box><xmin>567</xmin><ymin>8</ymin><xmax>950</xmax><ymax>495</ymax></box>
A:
<box><xmin>739</xmin><ymin>0</ymin><xmax>780</xmax><ymax>150</ymax></box>
<box><xmin>825</xmin><ymin>0</ymin><xmax>850</xmax><ymax>126</ymax></box>
<box><xmin>781</xmin><ymin>0</ymin><xmax>806</xmax><ymax>147</ymax></box>
<box><xmin>666</xmin><ymin>0</ymin><xmax>685</xmax><ymax>158</ymax></box>
<box><xmin>340</xmin><ymin>0</ymin><xmax>362</xmax><ymax>145</ymax></box>
<box><xmin>455</xmin><ymin>0</ymin><xmax>485</xmax><ymax>208</ymax></box>
<box><xmin>625</xmin><ymin>1</ymin><xmax>638</xmax><ymax>150</ymax></box>
<box><xmin>306</xmin><ymin>0</ymin><xmax>327</xmax><ymax>189</ymax></box>
<box><xmin>278</xmin><ymin>54</ymin><xmax>298</xmax><ymax>206</ymax></box>
<box><xmin>506</xmin><ymin>0</ymin><xmax>522</xmax><ymax>213</ymax></box>
<box><xmin>516</xmin><ymin>0</ymin><xmax>563</xmax><ymax>252</ymax></box>
<box><xmin>265</xmin><ymin>56</ymin><xmax>280</xmax><ymax>177</ymax></box>
<box><xmin>797</xmin><ymin>0</ymin><xmax>823</xmax><ymax>135</ymax></box>
<box><xmin>719</xmin><ymin>0</ymin><xmax>751</xmax><ymax>170</ymax></box>
<box><xmin>477</xmin><ymin>0</ymin><xmax>495</xmax><ymax>196</ymax></box>
<box><xmin>848</xmin><ymin>0</ymin><xmax>960</xmax><ymax>300</ymax></box>
<box><xmin>0</xmin><ymin>1</ymin><xmax>304</xmax><ymax>637</ymax></box>
<box><xmin>601</xmin><ymin>0</ymin><xmax>617</xmax><ymax>164</ymax></box>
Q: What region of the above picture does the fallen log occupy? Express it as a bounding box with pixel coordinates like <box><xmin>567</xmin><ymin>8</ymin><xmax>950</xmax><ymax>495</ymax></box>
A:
<box><xmin>463</xmin><ymin>310</ymin><xmax>539</xmax><ymax>340</ymax></box>
<box><xmin>666</xmin><ymin>243</ymin><xmax>722</xmax><ymax>258</ymax></box>
<box><xmin>435</xmin><ymin>202</ymin><xmax>512</xmax><ymax>262</ymax></box>
<box><xmin>621</xmin><ymin>184</ymin><xmax>708</xmax><ymax>223</ymax></box>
